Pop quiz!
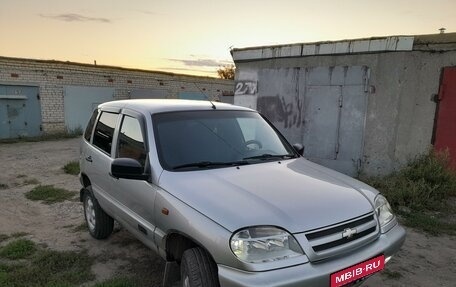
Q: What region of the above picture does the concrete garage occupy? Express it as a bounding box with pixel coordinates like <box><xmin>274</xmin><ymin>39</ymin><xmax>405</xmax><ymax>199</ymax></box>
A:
<box><xmin>232</xmin><ymin>33</ymin><xmax>456</xmax><ymax>176</ymax></box>
<box><xmin>0</xmin><ymin>57</ymin><xmax>234</xmax><ymax>138</ymax></box>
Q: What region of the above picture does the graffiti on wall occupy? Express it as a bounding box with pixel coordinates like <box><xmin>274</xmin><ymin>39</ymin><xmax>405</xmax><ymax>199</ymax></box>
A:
<box><xmin>235</xmin><ymin>81</ymin><xmax>257</xmax><ymax>95</ymax></box>
<box><xmin>257</xmin><ymin>94</ymin><xmax>304</xmax><ymax>129</ymax></box>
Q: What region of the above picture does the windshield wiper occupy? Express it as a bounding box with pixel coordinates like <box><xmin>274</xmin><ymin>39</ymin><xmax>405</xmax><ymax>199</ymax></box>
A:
<box><xmin>172</xmin><ymin>160</ymin><xmax>249</xmax><ymax>170</ymax></box>
<box><xmin>243</xmin><ymin>154</ymin><xmax>296</xmax><ymax>160</ymax></box>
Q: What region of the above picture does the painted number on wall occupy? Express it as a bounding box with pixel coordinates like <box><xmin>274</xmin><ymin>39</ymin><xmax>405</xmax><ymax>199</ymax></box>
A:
<box><xmin>235</xmin><ymin>81</ymin><xmax>258</xmax><ymax>95</ymax></box>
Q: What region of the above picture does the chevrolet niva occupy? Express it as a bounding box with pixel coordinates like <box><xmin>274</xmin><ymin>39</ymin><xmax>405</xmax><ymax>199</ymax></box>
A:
<box><xmin>79</xmin><ymin>99</ymin><xmax>405</xmax><ymax>287</ymax></box>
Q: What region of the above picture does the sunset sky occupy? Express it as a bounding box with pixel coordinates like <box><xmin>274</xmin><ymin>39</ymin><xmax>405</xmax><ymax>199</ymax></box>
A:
<box><xmin>1</xmin><ymin>0</ymin><xmax>455</xmax><ymax>77</ymax></box>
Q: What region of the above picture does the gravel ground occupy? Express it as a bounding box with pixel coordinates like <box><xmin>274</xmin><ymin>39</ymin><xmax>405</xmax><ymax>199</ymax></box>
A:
<box><xmin>0</xmin><ymin>138</ymin><xmax>455</xmax><ymax>286</ymax></box>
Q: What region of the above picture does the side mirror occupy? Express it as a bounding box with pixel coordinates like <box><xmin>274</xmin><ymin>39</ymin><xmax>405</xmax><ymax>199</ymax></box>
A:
<box><xmin>111</xmin><ymin>158</ymin><xmax>149</xmax><ymax>181</ymax></box>
<box><xmin>292</xmin><ymin>143</ymin><xmax>304</xmax><ymax>156</ymax></box>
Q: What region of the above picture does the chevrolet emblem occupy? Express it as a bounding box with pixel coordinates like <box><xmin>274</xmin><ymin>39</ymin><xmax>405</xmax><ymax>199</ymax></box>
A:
<box><xmin>342</xmin><ymin>228</ymin><xmax>357</xmax><ymax>239</ymax></box>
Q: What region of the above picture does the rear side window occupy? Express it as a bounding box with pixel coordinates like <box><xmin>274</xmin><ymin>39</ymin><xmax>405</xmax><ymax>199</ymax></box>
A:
<box><xmin>92</xmin><ymin>112</ymin><xmax>118</xmax><ymax>154</ymax></box>
<box><xmin>84</xmin><ymin>109</ymin><xmax>99</xmax><ymax>141</ymax></box>
<box><xmin>117</xmin><ymin>115</ymin><xmax>147</xmax><ymax>166</ymax></box>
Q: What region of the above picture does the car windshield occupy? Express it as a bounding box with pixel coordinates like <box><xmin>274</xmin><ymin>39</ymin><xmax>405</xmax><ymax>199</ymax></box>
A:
<box><xmin>153</xmin><ymin>110</ymin><xmax>297</xmax><ymax>171</ymax></box>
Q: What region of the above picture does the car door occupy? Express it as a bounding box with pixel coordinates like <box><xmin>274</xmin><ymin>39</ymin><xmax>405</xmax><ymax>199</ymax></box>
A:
<box><xmin>110</xmin><ymin>111</ymin><xmax>157</xmax><ymax>244</ymax></box>
<box><xmin>88</xmin><ymin>110</ymin><xmax>120</xmax><ymax>212</ymax></box>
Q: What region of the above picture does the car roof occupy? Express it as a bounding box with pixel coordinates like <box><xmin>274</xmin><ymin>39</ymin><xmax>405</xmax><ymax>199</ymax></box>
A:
<box><xmin>98</xmin><ymin>99</ymin><xmax>255</xmax><ymax>114</ymax></box>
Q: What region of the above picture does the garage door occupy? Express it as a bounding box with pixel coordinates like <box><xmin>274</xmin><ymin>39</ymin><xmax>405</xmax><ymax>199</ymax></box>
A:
<box><xmin>64</xmin><ymin>86</ymin><xmax>115</xmax><ymax>132</ymax></box>
<box><xmin>434</xmin><ymin>67</ymin><xmax>456</xmax><ymax>170</ymax></box>
<box><xmin>0</xmin><ymin>85</ymin><xmax>42</xmax><ymax>139</ymax></box>
<box><xmin>256</xmin><ymin>66</ymin><xmax>369</xmax><ymax>176</ymax></box>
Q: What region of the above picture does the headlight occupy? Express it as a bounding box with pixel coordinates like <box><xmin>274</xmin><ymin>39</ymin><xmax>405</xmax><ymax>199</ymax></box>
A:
<box><xmin>230</xmin><ymin>226</ymin><xmax>304</xmax><ymax>263</ymax></box>
<box><xmin>375</xmin><ymin>194</ymin><xmax>394</xmax><ymax>228</ymax></box>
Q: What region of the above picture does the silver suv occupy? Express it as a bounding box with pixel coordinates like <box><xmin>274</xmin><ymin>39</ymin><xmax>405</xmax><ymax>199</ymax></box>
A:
<box><xmin>80</xmin><ymin>99</ymin><xmax>405</xmax><ymax>287</ymax></box>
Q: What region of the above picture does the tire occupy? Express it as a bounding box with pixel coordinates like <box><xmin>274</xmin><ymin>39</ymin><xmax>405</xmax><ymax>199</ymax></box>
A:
<box><xmin>181</xmin><ymin>247</ymin><xmax>220</xmax><ymax>287</ymax></box>
<box><xmin>82</xmin><ymin>187</ymin><xmax>114</xmax><ymax>239</ymax></box>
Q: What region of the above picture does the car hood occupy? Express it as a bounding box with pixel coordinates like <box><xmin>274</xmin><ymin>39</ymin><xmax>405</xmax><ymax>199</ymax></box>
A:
<box><xmin>158</xmin><ymin>158</ymin><xmax>375</xmax><ymax>233</ymax></box>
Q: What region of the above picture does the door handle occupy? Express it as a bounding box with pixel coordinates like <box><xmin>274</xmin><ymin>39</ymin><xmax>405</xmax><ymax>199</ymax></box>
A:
<box><xmin>85</xmin><ymin>156</ymin><xmax>93</xmax><ymax>162</ymax></box>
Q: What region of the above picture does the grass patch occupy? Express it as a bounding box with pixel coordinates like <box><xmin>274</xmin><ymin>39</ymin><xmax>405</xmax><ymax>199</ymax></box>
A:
<box><xmin>401</xmin><ymin>211</ymin><xmax>456</xmax><ymax>236</ymax></box>
<box><xmin>0</xmin><ymin>249</ymin><xmax>94</xmax><ymax>287</ymax></box>
<box><xmin>0</xmin><ymin>234</ymin><xmax>9</xmax><ymax>243</ymax></box>
<box><xmin>361</xmin><ymin>151</ymin><xmax>456</xmax><ymax>235</ymax></box>
<box><xmin>23</xmin><ymin>178</ymin><xmax>40</xmax><ymax>185</ymax></box>
<box><xmin>72</xmin><ymin>223</ymin><xmax>87</xmax><ymax>233</ymax></box>
<box><xmin>93</xmin><ymin>277</ymin><xmax>138</xmax><ymax>287</ymax></box>
<box><xmin>0</xmin><ymin>239</ymin><xmax>37</xmax><ymax>260</ymax></box>
<box><xmin>25</xmin><ymin>185</ymin><xmax>76</xmax><ymax>204</ymax></box>
<box><xmin>382</xmin><ymin>269</ymin><xmax>403</xmax><ymax>280</ymax></box>
<box><xmin>63</xmin><ymin>161</ymin><xmax>80</xmax><ymax>175</ymax></box>
<box><xmin>10</xmin><ymin>232</ymin><xmax>29</xmax><ymax>238</ymax></box>
<box><xmin>0</xmin><ymin>129</ymin><xmax>82</xmax><ymax>144</ymax></box>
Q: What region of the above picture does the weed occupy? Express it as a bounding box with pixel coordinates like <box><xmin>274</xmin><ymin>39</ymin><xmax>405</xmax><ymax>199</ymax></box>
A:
<box><xmin>363</xmin><ymin>151</ymin><xmax>456</xmax><ymax>211</ymax></box>
<box><xmin>0</xmin><ymin>130</ymin><xmax>81</xmax><ymax>144</ymax></box>
<box><xmin>23</xmin><ymin>178</ymin><xmax>40</xmax><ymax>185</ymax></box>
<box><xmin>0</xmin><ymin>183</ymin><xmax>8</xmax><ymax>190</ymax></box>
<box><xmin>72</xmin><ymin>223</ymin><xmax>87</xmax><ymax>233</ymax></box>
<box><xmin>0</xmin><ymin>249</ymin><xmax>94</xmax><ymax>286</ymax></box>
<box><xmin>0</xmin><ymin>239</ymin><xmax>37</xmax><ymax>259</ymax></box>
<box><xmin>402</xmin><ymin>212</ymin><xmax>456</xmax><ymax>236</ymax></box>
<box><xmin>382</xmin><ymin>269</ymin><xmax>403</xmax><ymax>279</ymax></box>
<box><xmin>10</xmin><ymin>232</ymin><xmax>29</xmax><ymax>238</ymax></box>
<box><xmin>25</xmin><ymin>185</ymin><xmax>76</xmax><ymax>204</ymax></box>
<box><xmin>361</xmin><ymin>151</ymin><xmax>456</xmax><ymax>235</ymax></box>
<box><xmin>63</xmin><ymin>161</ymin><xmax>80</xmax><ymax>175</ymax></box>
<box><xmin>93</xmin><ymin>277</ymin><xmax>138</xmax><ymax>287</ymax></box>
<box><xmin>0</xmin><ymin>234</ymin><xmax>9</xmax><ymax>243</ymax></box>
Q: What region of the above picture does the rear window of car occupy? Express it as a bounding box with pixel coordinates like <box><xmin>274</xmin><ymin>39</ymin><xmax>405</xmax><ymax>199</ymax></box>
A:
<box><xmin>84</xmin><ymin>109</ymin><xmax>99</xmax><ymax>142</ymax></box>
<box><xmin>92</xmin><ymin>112</ymin><xmax>118</xmax><ymax>154</ymax></box>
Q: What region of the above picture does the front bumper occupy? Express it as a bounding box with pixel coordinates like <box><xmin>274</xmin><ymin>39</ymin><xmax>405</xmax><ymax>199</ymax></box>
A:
<box><xmin>218</xmin><ymin>223</ymin><xmax>406</xmax><ymax>287</ymax></box>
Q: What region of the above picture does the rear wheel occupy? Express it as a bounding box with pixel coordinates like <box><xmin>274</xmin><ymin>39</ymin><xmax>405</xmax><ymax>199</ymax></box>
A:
<box><xmin>181</xmin><ymin>247</ymin><xmax>219</xmax><ymax>287</ymax></box>
<box><xmin>83</xmin><ymin>187</ymin><xmax>114</xmax><ymax>239</ymax></box>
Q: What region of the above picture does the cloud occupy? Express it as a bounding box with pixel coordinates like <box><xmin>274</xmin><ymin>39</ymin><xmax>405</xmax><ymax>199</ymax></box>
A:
<box><xmin>40</xmin><ymin>13</ymin><xmax>112</xmax><ymax>23</ymax></box>
<box><xmin>168</xmin><ymin>58</ymin><xmax>233</xmax><ymax>68</ymax></box>
<box><xmin>136</xmin><ymin>10</ymin><xmax>162</xmax><ymax>16</ymax></box>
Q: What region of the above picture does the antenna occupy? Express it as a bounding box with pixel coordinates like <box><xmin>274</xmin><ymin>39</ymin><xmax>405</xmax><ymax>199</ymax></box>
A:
<box><xmin>193</xmin><ymin>82</ymin><xmax>216</xmax><ymax>109</ymax></box>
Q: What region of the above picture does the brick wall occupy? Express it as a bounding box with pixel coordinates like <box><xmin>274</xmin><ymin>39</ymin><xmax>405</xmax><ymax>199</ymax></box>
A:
<box><xmin>0</xmin><ymin>56</ymin><xmax>234</xmax><ymax>133</ymax></box>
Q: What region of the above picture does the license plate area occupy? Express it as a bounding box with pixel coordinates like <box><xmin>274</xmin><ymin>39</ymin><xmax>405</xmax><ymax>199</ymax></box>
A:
<box><xmin>330</xmin><ymin>254</ymin><xmax>385</xmax><ymax>287</ymax></box>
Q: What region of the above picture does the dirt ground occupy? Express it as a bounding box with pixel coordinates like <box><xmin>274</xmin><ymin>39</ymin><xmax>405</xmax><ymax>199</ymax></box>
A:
<box><xmin>0</xmin><ymin>138</ymin><xmax>455</xmax><ymax>286</ymax></box>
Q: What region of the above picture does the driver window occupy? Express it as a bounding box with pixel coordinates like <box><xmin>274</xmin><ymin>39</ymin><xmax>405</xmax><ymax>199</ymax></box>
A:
<box><xmin>117</xmin><ymin>115</ymin><xmax>147</xmax><ymax>166</ymax></box>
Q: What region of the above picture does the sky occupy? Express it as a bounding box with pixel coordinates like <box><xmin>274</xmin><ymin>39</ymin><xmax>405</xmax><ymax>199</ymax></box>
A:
<box><xmin>1</xmin><ymin>0</ymin><xmax>455</xmax><ymax>77</ymax></box>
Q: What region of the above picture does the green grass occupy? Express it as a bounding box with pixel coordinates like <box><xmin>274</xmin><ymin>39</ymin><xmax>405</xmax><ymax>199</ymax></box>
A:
<box><xmin>23</xmin><ymin>178</ymin><xmax>40</xmax><ymax>185</ymax></box>
<box><xmin>93</xmin><ymin>277</ymin><xmax>138</xmax><ymax>287</ymax></box>
<box><xmin>10</xmin><ymin>232</ymin><xmax>29</xmax><ymax>238</ymax></box>
<box><xmin>361</xmin><ymin>151</ymin><xmax>456</xmax><ymax>235</ymax></box>
<box><xmin>63</xmin><ymin>161</ymin><xmax>80</xmax><ymax>176</ymax></box>
<box><xmin>0</xmin><ymin>249</ymin><xmax>94</xmax><ymax>287</ymax></box>
<box><xmin>25</xmin><ymin>185</ymin><xmax>76</xmax><ymax>204</ymax></box>
<box><xmin>401</xmin><ymin>211</ymin><xmax>456</xmax><ymax>236</ymax></box>
<box><xmin>0</xmin><ymin>234</ymin><xmax>9</xmax><ymax>243</ymax></box>
<box><xmin>72</xmin><ymin>223</ymin><xmax>87</xmax><ymax>233</ymax></box>
<box><xmin>0</xmin><ymin>239</ymin><xmax>37</xmax><ymax>260</ymax></box>
<box><xmin>382</xmin><ymin>269</ymin><xmax>403</xmax><ymax>280</ymax></box>
<box><xmin>0</xmin><ymin>240</ymin><xmax>137</xmax><ymax>287</ymax></box>
<box><xmin>0</xmin><ymin>129</ymin><xmax>82</xmax><ymax>144</ymax></box>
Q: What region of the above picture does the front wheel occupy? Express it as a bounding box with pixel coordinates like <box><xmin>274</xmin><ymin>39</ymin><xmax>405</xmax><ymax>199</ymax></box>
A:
<box><xmin>181</xmin><ymin>247</ymin><xmax>219</xmax><ymax>287</ymax></box>
<box><xmin>83</xmin><ymin>187</ymin><xmax>114</xmax><ymax>239</ymax></box>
